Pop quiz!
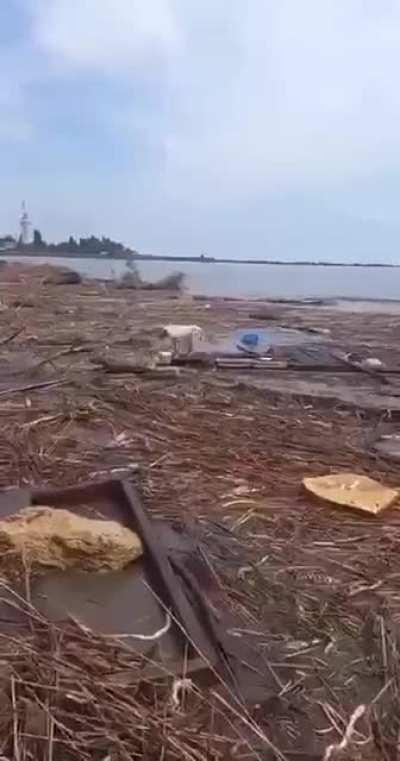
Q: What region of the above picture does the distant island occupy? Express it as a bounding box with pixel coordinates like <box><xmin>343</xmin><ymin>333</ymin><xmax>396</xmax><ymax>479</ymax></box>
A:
<box><xmin>0</xmin><ymin>229</ymin><xmax>398</xmax><ymax>267</ymax></box>
<box><xmin>0</xmin><ymin>230</ymin><xmax>138</xmax><ymax>259</ymax></box>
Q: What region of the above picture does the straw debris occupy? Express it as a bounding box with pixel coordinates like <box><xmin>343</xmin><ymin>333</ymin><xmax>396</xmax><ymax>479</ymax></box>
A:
<box><xmin>0</xmin><ymin>262</ymin><xmax>398</xmax><ymax>757</ymax></box>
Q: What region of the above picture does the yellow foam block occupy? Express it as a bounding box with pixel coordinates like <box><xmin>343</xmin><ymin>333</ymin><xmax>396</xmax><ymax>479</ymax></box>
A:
<box><xmin>303</xmin><ymin>473</ymin><xmax>398</xmax><ymax>515</ymax></box>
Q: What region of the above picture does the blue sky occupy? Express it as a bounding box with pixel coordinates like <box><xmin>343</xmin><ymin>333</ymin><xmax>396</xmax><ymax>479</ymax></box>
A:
<box><xmin>2</xmin><ymin>1</ymin><xmax>400</xmax><ymax>261</ymax></box>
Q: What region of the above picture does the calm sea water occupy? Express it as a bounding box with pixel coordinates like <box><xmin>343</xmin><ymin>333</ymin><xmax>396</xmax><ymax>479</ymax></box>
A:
<box><xmin>4</xmin><ymin>255</ymin><xmax>400</xmax><ymax>301</ymax></box>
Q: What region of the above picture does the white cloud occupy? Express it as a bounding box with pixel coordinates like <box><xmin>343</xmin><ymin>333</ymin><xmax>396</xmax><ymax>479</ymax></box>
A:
<box><xmin>18</xmin><ymin>0</ymin><xmax>400</xmax><ymax>180</ymax></box>
<box><xmin>32</xmin><ymin>0</ymin><xmax>180</xmax><ymax>73</ymax></box>
<box><xmin>0</xmin><ymin>48</ymin><xmax>35</xmax><ymax>143</ymax></box>
<box><xmin>33</xmin><ymin>0</ymin><xmax>400</xmax><ymax>192</ymax></box>
<box><xmin>163</xmin><ymin>0</ymin><xmax>400</xmax><ymax>196</ymax></box>
<box><xmin>11</xmin><ymin>0</ymin><xmax>400</xmax><ymax>259</ymax></box>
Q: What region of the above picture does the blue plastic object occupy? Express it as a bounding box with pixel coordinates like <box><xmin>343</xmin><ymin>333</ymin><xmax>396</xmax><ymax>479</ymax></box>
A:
<box><xmin>240</xmin><ymin>333</ymin><xmax>259</xmax><ymax>347</ymax></box>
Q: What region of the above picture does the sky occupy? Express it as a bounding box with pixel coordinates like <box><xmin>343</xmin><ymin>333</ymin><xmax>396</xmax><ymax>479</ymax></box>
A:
<box><xmin>2</xmin><ymin>1</ymin><xmax>400</xmax><ymax>262</ymax></box>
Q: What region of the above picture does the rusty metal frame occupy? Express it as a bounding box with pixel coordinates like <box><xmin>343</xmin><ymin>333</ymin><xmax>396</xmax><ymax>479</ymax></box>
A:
<box><xmin>31</xmin><ymin>478</ymin><xmax>237</xmax><ymax>689</ymax></box>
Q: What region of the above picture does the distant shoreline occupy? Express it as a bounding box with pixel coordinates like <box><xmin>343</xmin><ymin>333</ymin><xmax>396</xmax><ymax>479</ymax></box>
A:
<box><xmin>0</xmin><ymin>250</ymin><xmax>399</xmax><ymax>268</ymax></box>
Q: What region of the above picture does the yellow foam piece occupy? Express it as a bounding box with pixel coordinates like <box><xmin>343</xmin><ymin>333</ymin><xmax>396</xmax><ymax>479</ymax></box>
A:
<box><xmin>303</xmin><ymin>473</ymin><xmax>398</xmax><ymax>515</ymax></box>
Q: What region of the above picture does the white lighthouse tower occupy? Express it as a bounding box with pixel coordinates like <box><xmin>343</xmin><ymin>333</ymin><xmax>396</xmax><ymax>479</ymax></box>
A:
<box><xmin>19</xmin><ymin>201</ymin><xmax>31</xmax><ymax>245</ymax></box>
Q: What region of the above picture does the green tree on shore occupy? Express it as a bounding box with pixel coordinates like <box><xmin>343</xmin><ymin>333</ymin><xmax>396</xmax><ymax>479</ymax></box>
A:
<box><xmin>33</xmin><ymin>229</ymin><xmax>45</xmax><ymax>248</ymax></box>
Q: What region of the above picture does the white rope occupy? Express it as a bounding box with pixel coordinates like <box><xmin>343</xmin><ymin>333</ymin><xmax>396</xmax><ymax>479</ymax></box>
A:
<box><xmin>103</xmin><ymin>613</ymin><xmax>171</xmax><ymax>640</ymax></box>
<box><xmin>171</xmin><ymin>678</ymin><xmax>193</xmax><ymax>708</ymax></box>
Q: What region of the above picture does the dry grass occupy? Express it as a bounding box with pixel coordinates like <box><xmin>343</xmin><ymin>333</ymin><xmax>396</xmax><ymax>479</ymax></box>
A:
<box><xmin>0</xmin><ymin>585</ymin><xmax>247</xmax><ymax>761</ymax></box>
<box><xmin>0</xmin><ymin>265</ymin><xmax>398</xmax><ymax>757</ymax></box>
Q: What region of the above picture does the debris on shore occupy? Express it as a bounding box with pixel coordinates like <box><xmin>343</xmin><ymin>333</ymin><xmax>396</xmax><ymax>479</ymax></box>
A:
<box><xmin>43</xmin><ymin>268</ymin><xmax>82</xmax><ymax>285</ymax></box>
<box><xmin>117</xmin><ymin>268</ymin><xmax>185</xmax><ymax>291</ymax></box>
<box><xmin>0</xmin><ymin>261</ymin><xmax>397</xmax><ymax>758</ymax></box>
